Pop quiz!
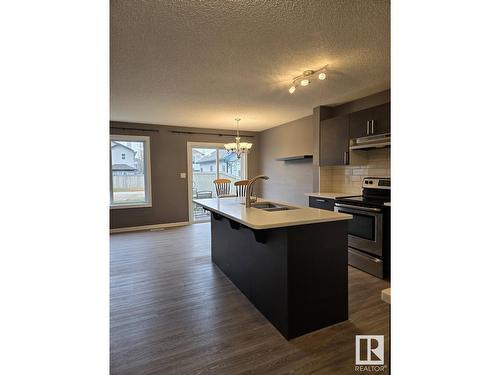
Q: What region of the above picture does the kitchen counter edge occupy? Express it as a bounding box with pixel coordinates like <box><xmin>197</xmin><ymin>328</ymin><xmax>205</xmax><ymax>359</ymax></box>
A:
<box><xmin>193</xmin><ymin>197</ymin><xmax>352</xmax><ymax>230</ymax></box>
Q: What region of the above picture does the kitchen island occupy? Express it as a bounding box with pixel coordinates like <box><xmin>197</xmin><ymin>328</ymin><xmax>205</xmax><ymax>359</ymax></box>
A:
<box><xmin>193</xmin><ymin>197</ymin><xmax>352</xmax><ymax>339</ymax></box>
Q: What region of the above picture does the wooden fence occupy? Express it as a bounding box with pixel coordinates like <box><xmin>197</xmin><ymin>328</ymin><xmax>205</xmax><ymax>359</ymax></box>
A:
<box><xmin>113</xmin><ymin>175</ymin><xmax>145</xmax><ymax>191</ymax></box>
<box><xmin>113</xmin><ymin>172</ymin><xmax>242</xmax><ymax>193</ymax></box>
<box><xmin>192</xmin><ymin>172</ymin><xmax>241</xmax><ymax>196</ymax></box>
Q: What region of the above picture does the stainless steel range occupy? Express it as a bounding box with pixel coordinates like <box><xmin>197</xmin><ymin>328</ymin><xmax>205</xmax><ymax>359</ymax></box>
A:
<box><xmin>334</xmin><ymin>177</ymin><xmax>390</xmax><ymax>279</ymax></box>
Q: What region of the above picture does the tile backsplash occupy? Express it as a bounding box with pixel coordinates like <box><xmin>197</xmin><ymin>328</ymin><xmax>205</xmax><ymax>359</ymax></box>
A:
<box><xmin>320</xmin><ymin>148</ymin><xmax>390</xmax><ymax>194</ymax></box>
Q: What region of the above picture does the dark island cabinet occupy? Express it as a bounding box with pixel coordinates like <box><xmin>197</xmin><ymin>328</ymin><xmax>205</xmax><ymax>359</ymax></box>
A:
<box><xmin>210</xmin><ymin>213</ymin><xmax>348</xmax><ymax>339</ymax></box>
<box><xmin>349</xmin><ymin>103</ymin><xmax>391</xmax><ymax>138</ymax></box>
<box><xmin>319</xmin><ymin>114</ymin><xmax>349</xmax><ymax>166</ymax></box>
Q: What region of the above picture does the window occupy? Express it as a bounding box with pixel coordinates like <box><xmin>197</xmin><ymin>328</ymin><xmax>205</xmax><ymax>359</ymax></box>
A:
<box><xmin>189</xmin><ymin>144</ymin><xmax>247</xmax><ymax>222</ymax></box>
<box><xmin>110</xmin><ymin>135</ymin><xmax>152</xmax><ymax>208</ymax></box>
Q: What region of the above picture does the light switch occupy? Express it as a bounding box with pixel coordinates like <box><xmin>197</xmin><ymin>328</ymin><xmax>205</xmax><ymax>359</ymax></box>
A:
<box><xmin>180</xmin><ymin>173</ymin><xmax>186</xmax><ymax>179</ymax></box>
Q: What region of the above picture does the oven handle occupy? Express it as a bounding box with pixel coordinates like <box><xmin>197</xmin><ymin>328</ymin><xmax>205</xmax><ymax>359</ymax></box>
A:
<box><xmin>334</xmin><ymin>203</ymin><xmax>382</xmax><ymax>213</ymax></box>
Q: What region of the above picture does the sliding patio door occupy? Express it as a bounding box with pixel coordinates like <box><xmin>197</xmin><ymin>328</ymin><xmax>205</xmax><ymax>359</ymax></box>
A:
<box><xmin>188</xmin><ymin>143</ymin><xmax>247</xmax><ymax>223</ymax></box>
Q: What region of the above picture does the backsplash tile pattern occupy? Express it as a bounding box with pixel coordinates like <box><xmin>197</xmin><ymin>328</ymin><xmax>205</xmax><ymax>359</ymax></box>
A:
<box><xmin>320</xmin><ymin>148</ymin><xmax>390</xmax><ymax>194</ymax></box>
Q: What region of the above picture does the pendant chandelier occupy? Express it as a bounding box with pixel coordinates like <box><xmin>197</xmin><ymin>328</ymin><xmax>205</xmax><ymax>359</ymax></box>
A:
<box><xmin>224</xmin><ymin>118</ymin><xmax>252</xmax><ymax>158</ymax></box>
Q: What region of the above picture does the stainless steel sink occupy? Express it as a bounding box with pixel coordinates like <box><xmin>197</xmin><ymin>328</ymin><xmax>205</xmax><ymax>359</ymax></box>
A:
<box><xmin>250</xmin><ymin>202</ymin><xmax>298</xmax><ymax>211</ymax></box>
<box><xmin>261</xmin><ymin>207</ymin><xmax>296</xmax><ymax>212</ymax></box>
<box><xmin>251</xmin><ymin>202</ymin><xmax>279</xmax><ymax>209</ymax></box>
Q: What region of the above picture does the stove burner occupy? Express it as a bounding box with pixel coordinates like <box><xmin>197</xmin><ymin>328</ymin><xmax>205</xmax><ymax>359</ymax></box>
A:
<box><xmin>335</xmin><ymin>177</ymin><xmax>390</xmax><ymax>208</ymax></box>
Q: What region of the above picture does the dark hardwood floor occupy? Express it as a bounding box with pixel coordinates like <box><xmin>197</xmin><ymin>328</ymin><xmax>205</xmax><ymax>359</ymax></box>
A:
<box><xmin>111</xmin><ymin>223</ymin><xmax>390</xmax><ymax>374</ymax></box>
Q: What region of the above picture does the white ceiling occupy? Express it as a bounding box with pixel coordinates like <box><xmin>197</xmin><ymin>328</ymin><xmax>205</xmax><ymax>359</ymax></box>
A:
<box><xmin>111</xmin><ymin>0</ymin><xmax>390</xmax><ymax>131</ymax></box>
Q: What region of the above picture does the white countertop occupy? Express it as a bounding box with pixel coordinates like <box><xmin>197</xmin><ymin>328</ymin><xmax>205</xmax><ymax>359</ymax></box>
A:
<box><xmin>381</xmin><ymin>288</ymin><xmax>391</xmax><ymax>304</ymax></box>
<box><xmin>305</xmin><ymin>192</ymin><xmax>355</xmax><ymax>199</ymax></box>
<box><xmin>193</xmin><ymin>197</ymin><xmax>352</xmax><ymax>230</ymax></box>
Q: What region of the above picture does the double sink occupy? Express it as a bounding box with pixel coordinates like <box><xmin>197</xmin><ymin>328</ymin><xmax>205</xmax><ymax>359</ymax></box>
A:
<box><xmin>249</xmin><ymin>202</ymin><xmax>298</xmax><ymax>212</ymax></box>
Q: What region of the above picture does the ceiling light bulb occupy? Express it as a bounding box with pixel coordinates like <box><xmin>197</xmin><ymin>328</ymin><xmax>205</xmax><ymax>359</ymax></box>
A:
<box><xmin>318</xmin><ymin>72</ymin><xmax>326</xmax><ymax>80</ymax></box>
<box><xmin>300</xmin><ymin>79</ymin><xmax>309</xmax><ymax>86</ymax></box>
<box><xmin>289</xmin><ymin>86</ymin><xmax>296</xmax><ymax>94</ymax></box>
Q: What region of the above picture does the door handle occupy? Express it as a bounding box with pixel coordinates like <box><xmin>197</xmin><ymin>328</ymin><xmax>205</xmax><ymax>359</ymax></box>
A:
<box><xmin>343</xmin><ymin>151</ymin><xmax>349</xmax><ymax>165</ymax></box>
<box><xmin>366</xmin><ymin>120</ymin><xmax>370</xmax><ymax>135</ymax></box>
<box><xmin>371</xmin><ymin>120</ymin><xmax>375</xmax><ymax>134</ymax></box>
<box><xmin>316</xmin><ymin>199</ymin><xmax>326</xmax><ymax>202</ymax></box>
<box><xmin>335</xmin><ymin>203</ymin><xmax>382</xmax><ymax>212</ymax></box>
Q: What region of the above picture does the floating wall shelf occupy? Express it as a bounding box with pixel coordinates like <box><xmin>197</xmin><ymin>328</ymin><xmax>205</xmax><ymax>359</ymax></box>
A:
<box><xmin>275</xmin><ymin>155</ymin><xmax>313</xmax><ymax>161</ymax></box>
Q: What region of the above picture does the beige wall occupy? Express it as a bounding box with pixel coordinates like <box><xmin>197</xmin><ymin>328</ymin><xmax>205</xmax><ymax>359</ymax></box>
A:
<box><xmin>320</xmin><ymin>148</ymin><xmax>390</xmax><ymax>194</ymax></box>
<box><xmin>258</xmin><ymin>115</ymin><xmax>314</xmax><ymax>206</ymax></box>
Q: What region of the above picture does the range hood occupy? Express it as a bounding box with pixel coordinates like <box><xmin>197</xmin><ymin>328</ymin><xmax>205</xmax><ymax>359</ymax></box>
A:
<box><xmin>350</xmin><ymin>133</ymin><xmax>390</xmax><ymax>150</ymax></box>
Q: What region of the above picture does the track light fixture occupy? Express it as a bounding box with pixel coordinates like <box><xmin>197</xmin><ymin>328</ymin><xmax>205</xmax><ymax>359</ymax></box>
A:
<box><xmin>288</xmin><ymin>65</ymin><xmax>328</xmax><ymax>94</ymax></box>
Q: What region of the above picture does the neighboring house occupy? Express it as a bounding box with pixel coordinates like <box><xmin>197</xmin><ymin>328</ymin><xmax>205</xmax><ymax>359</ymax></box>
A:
<box><xmin>197</xmin><ymin>150</ymin><xmax>240</xmax><ymax>176</ymax></box>
<box><xmin>111</xmin><ymin>142</ymin><xmax>137</xmax><ymax>175</ymax></box>
<box><xmin>197</xmin><ymin>150</ymin><xmax>217</xmax><ymax>172</ymax></box>
<box><xmin>222</xmin><ymin>152</ymin><xmax>241</xmax><ymax>176</ymax></box>
<box><xmin>192</xmin><ymin>149</ymin><xmax>205</xmax><ymax>172</ymax></box>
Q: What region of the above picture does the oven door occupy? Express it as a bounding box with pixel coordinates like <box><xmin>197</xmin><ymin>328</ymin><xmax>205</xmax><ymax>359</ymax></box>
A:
<box><xmin>334</xmin><ymin>203</ymin><xmax>384</xmax><ymax>257</ymax></box>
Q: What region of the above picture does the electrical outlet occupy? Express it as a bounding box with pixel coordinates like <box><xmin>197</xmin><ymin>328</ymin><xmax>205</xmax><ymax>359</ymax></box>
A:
<box><xmin>180</xmin><ymin>173</ymin><xmax>186</xmax><ymax>179</ymax></box>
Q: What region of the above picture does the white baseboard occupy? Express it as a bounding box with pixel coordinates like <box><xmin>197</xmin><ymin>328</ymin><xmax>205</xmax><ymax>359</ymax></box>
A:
<box><xmin>110</xmin><ymin>221</ymin><xmax>190</xmax><ymax>234</ymax></box>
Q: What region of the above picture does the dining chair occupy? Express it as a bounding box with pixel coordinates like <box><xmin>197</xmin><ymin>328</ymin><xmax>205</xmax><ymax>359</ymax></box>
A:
<box><xmin>213</xmin><ymin>178</ymin><xmax>232</xmax><ymax>197</ymax></box>
<box><xmin>234</xmin><ymin>179</ymin><xmax>249</xmax><ymax>197</ymax></box>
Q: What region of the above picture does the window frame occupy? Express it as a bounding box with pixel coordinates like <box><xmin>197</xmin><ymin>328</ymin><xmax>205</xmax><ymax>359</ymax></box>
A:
<box><xmin>110</xmin><ymin>134</ymin><xmax>152</xmax><ymax>209</ymax></box>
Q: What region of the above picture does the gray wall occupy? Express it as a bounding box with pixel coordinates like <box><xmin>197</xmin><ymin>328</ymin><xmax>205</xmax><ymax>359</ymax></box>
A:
<box><xmin>110</xmin><ymin>121</ymin><xmax>259</xmax><ymax>229</ymax></box>
<box><xmin>257</xmin><ymin>115</ymin><xmax>314</xmax><ymax>206</ymax></box>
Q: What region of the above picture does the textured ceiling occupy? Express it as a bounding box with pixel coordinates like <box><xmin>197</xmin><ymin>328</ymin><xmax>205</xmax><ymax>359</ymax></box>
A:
<box><xmin>111</xmin><ymin>0</ymin><xmax>390</xmax><ymax>131</ymax></box>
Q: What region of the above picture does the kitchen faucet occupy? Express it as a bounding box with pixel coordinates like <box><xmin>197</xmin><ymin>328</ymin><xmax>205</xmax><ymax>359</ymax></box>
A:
<box><xmin>245</xmin><ymin>175</ymin><xmax>269</xmax><ymax>207</ymax></box>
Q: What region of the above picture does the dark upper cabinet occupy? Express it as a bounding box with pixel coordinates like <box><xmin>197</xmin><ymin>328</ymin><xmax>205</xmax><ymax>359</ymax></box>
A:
<box><xmin>319</xmin><ymin>114</ymin><xmax>349</xmax><ymax>166</ymax></box>
<box><xmin>349</xmin><ymin>103</ymin><xmax>391</xmax><ymax>138</ymax></box>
